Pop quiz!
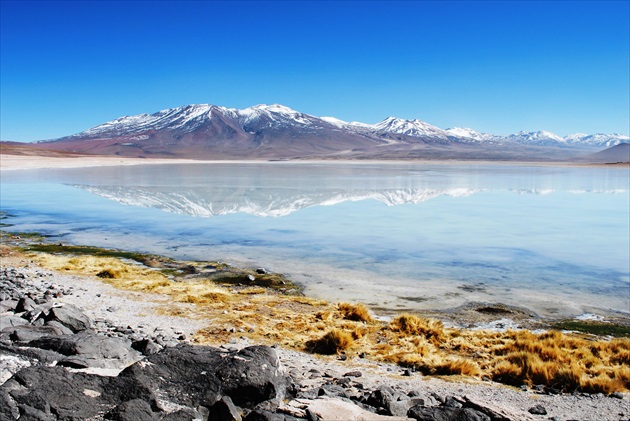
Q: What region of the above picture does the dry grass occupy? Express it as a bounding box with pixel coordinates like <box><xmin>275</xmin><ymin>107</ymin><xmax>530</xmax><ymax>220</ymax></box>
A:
<box><xmin>338</xmin><ymin>302</ymin><xmax>373</xmax><ymax>323</ymax></box>
<box><xmin>24</xmin><ymin>248</ymin><xmax>630</xmax><ymax>394</ymax></box>
<box><xmin>306</xmin><ymin>329</ymin><xmax>355</xmax><ymax>355</ymax></box>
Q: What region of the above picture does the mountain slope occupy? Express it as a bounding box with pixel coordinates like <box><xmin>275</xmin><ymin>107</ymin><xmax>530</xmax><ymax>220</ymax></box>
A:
<box><xmin>581</xmin><ymin>143</ymin><xmax>630</xmax><ymax>163</ymax></box>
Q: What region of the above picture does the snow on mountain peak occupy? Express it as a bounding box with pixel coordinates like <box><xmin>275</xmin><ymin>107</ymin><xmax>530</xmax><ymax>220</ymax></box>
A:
<box><xmin>445</xmin><ymin>127</ymin><xmax>489</xmax><ymax>141</ymax></box>
<box><xmin>374</xmin><ymin>117</ymin><xmax>447</xmax><ymax>138</ymax></box>
<box><xmin>248</xmin><ymin>104</ymin><xmax>299</xmax><ymax>114</ymax></box>
<box><xmin>320</xmin><ymin>116</ymin><xmax>349</xmax><ymax>128</ymax></box>
<box><xmin>66</xmin><ymin>102</ymin><xmax>629</xmax><ymax>149</ymax></box>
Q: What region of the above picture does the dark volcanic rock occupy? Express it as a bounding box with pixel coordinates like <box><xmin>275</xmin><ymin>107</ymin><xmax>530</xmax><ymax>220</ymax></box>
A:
<box><xmin>528</xmin><ymin>404</ymin><xmax>547</xmax><ymax>415</ymax></box>
<box><xmin>408</xmin><ymin>405</ymin><xmax>491</xmax><ymax>421</ymax></box>
<box><xmin>131</xmin><ymin>338</ymin><xmax>162</xmax><ymax>356</ymax></box>
<box><xmin>216</xmin><ymin>345</ymin><xmax>287</xmax><ymax>407</ymax></box>
<box><xmin>6</xmin><ymin>366</ymin><xmax>153</xmax><ymax>420</ymax></box>
<box><xmin>120</xmin><ymin>344</ymin><xmax>286</xmax><ymax>411</ymax></box>
<box><xmin>28</xmin><ymin>332</ymin><xmax>140</xmax><ymax>369</ymax></box>
<box><xmin>46</xmin><ymin>303</ymin><xmax>92</xmax><ymax>332</ymax></box>
<box><xmin>0</xmin><ymin>315</ymin><xmax>29</xmax><ymax>331</ymax></box>
<box><xmin>7</xmin><ymin>325</ymin><xmax>64</xmax><ymax>343</ymax></box>
<box><xmin>105</xmin><ymin>398</ymin><xmax>159</xmax><ymax>421</ymax></box>
<box><xmin>120</xmin><ymin>344</ymin><xmax>224</xmax><ymax>409</ymax></box>
<box><xmin>15</xmin><ymin>297</ymin><xmax>37</xmax><ymax>313</ymax></box>
<box><xmin>209</xmin><ymin>395</ymin><xmax>242</xmax><ymax>421</ymax></box>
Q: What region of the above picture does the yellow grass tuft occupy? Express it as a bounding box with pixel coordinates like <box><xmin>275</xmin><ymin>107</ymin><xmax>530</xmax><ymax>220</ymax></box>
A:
<box><xmin>306</xmin><ymin>329</ymin><xmax>354</xmax><ymax>355</ymax></box>
<box><xmin>338</xmin><ymin>302</ymin><xmax>373</xmax><ymax>323</ymax></box>
<box><xmin>389</xmin><ymin>314</ymin><xmax>445</xmax><ymax>341</ymax></box>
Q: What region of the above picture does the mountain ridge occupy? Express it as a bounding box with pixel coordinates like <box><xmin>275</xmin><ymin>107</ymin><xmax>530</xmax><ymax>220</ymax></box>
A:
<box><xmin>32</xmin><ymin>103</ymin><xmax>629</xmax><ymax>160</ymax></box>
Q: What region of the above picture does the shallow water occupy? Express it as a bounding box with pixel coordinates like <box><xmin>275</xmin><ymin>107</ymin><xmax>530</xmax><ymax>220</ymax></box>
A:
<box><xmin>1</xmin><ymin>162</ymin><xmax>628</xmax><ymax>318</ymax></box>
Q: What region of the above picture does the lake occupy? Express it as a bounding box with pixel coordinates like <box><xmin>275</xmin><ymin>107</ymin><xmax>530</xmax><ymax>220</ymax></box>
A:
<box><xmin>1</xmin><ymin>161</ymin><xmax>628</xmax><ymax>319</ymax></box>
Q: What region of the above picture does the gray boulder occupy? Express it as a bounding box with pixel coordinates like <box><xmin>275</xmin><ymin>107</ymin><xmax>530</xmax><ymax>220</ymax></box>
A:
<box><xmin>6</xmin><ymin>325</ymin><xmax>64</xmax><ymax>343</ymax></box>
<box><xmin>209</xmin><ymin>396</ymin><xmax>242</xmax><ymax>421</ymax></box>
<box><xmin>46</xmin><ymin>303</ymin><xmax>92</xmax><ymax>332</ymax></box>
<box><xmin>28</xmin><ymin>332</ymin><xmax>141</xmax><ymax>369</ymax></box>
<box><xmin>216</xmin><ymin>345</ymin><xmax>287</xmax><ymax>407</ymax></box>
<box><xmin>0</xmin><ymin>314</ymin><xmax>28</xmax><ymax>331</ymax></box>
<box><xmin>15</xmin><ymin>297</ymin><xmax>37</xmax><ymax>313</ymax></box>
<box><xmin>120</xmin><ymin>344</ymin><xmax>287</xmax><ymax>410</ymax></box>
<box><xmin>5</xmin><ymin>365</ymin><xmax>154</xmax><ymax>420</ymax></box>
<box><xmin>407</xmin><ymin>406</ymin><xmax>491</xmax><ymax>421</ymax></box>
<box><xmin>105</xmin><ymin>398</ymin><xmax>159</xmax><ymax>421</ymax></box>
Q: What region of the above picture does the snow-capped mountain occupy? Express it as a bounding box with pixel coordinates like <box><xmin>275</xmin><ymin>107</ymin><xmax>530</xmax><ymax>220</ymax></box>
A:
<box><xmin>77</xmin><ymin>104</ymin><xmax>325</xmax><ymax>138</ymax></box>
<box><xmin>372</xmin><ymin>117</ymin><xmax>448</xmax><ymax>140</ymax></box>
<box><xmin>505</xmin><ymin>130</ymin><xmax>567</xmax><ymax>145</ymax></box>
<box><xmin>444</xmin><ymin>127</ymin><xmax>499</xmax><ymax>142</ymax></box>
<box><xmin>564</xmin><ymin>133</ymin><xmax>630</xmax><ymax>148</ymax></box>
<box><xmin>35</xmin><ymin>103</ymin><xmax>628</xmax><ymax>160</ymax></box>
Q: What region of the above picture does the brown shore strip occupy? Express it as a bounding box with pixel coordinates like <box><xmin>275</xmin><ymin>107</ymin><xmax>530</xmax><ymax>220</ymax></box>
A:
<box><xmin>1</xmin><ymin>148</ymin><xmax>629</xmax><ymax>171</ymax></box>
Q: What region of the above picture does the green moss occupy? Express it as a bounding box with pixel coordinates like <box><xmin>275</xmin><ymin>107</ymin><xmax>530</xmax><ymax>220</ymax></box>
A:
<box><xmin>208</xmin><ymin>270</ymin><xmax>302</xmax><ymax>295</ymax></box>
<box><xmin>23</xmin><ymin>243</ymin><xmax>170</xmax><ymax>266</ymax></box>
<box><xmin>18</xmin><ymin>238</ymin><xmax>302</xmax><ymax>295</ymax></box>
<box><xmin>551</xmin><ymin>320</ymin><xmax>630</xmax><ymax>337</ymax></box>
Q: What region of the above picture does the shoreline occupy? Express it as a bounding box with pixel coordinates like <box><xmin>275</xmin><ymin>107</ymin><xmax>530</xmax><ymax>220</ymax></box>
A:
<box><xmin>4</xmin><ymin>228</ymin><xmax>628</xmax><ymax>330</ymax></box>
<box><xmin>1</xmin><ymin>237</ymin><xmax>628</xmax><ymax>419</ymax></box>
<box><xmin>2</xmin><ymin>152</ymin><xmax>628</xmax><ymax>171</ymax></box>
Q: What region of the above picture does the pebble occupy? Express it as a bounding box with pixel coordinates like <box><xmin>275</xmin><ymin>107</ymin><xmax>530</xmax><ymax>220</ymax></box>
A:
<box><xmin>528</xmin><ymin>404</ymin><xmax>547</xmax><ymax>415</ymax></box>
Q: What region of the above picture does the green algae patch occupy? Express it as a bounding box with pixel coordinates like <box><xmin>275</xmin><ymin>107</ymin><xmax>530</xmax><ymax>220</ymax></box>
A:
<box><xmin>24</xmin><ymin>244</ymin><xmax>171</xmax><ymax>265</ymax></box>
<box><xmin>552</xmin><ymin>320</ymin><xmax>630</xmax><ymax>338</ymax></box>
<box><xmin>208</xmin><ymin>270</ymin><xmax>302</xmax><ymax>295</ymax></box>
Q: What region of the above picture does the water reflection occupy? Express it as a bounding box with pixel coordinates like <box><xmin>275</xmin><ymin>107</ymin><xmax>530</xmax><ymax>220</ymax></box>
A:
<box><xmin>1</xmin><ymin>162</ymin><xmax>628</xmax><ymax>317</ymax></box>
<box><xmin>73</xmin><ymin>185</ymin><xmax>483</xmax><ymax>217</ymax></box>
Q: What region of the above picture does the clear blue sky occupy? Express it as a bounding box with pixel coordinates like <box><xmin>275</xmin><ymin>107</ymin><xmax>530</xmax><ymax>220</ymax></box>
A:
<box><xmin>1</xmin><ymin>1</ymin><xmax>628</xmax><ymax>142</ymax></box>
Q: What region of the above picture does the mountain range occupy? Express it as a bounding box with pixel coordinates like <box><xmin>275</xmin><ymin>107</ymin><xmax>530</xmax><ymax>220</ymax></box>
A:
<box><xmin>30</xmin><ymin>104</ymin><xmax>630</xmax><ymax>160</ymax></box>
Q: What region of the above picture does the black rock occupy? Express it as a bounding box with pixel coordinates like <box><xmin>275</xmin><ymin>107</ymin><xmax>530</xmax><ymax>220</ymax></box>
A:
<box><xmin>0</xmin><ymin>389</ymin><xmax>20</xmax><ymax>420</ymax></box>
<box><xmin>343</xmin><ymin>371</ymin><xmax>362</xmax><ymax>378</ymax></box>
<box><xmin>46</xmin><ymin>303</ymin><xmax>92</xmax><ymax>332</ymax></box>
<box><xmin>444</xmin><ymin>396</ymin><xmax>464</xmax><ymax>408</ymax></box>
<box><xmin>408</xmin><ymin>406</ymin><xmax>491</xmax><ymax>421</ymax></box>
<box><xmin>217</xmin><ymin>345</ymin><xmax>287</xmax><ymax>407</ymax></box>
<box><xmin>120</xmin><ymin>344</ymin><xmax>287</xmax><ymax>410</ymax></box>
<box><xmin>18</xmin><ymin>404</ymin><xmax>56</xmax><ymax>421</ymax></box>
<box><xmin>28</xmin><ymin>332</ymin><xmax>140</xmax><ymax>369</ymax></box>
<box><xmin>528</xmin><ymin>404</ymin><xmax>547</xmax><ymax>415</ymax></box>
<box><xmin>244</xmin><ymin>409</ymin><xmax>286</xmax><ymax>421</ymax></box>
<box><xmin>5</xmin><ymin>366</ymin><xmax>154</xmax><ymax>420</ymax></box>
<box><xmin>15</xmin><ymin>297</ymin><xmax>37</xmax><ymax>313</ymax></box>
<box><xmin>318</xmin><ymin>384</ymin><xmax>348</xmax><ymax>398</ymax></box>
<box><xmin>43</xmin><ymin>320</ymin><xmax>74</xmax><ymax>335</ymax></box>
<box><xmin>131</xmin><ymin>338</ymin><xmax>162</xmax><ymax>356</ymax></box>
<box><xmin>0</xmin><ymin>314</ymin><xmax>28</xmax><ymax>331</ymax></box>
<box><xmin>209</xmin><ymin>396</ymin><xmax>242</xmax><ymax>421</ymax></box>
<box><xmin>105</xmin><ymin>399</ymin><xmax>159</xmax><ymax>421</ymax></box>
<box><xmin>7</xmin><ymin>325</ymin><xmax>64</xmax><ymax>343</ymax></box>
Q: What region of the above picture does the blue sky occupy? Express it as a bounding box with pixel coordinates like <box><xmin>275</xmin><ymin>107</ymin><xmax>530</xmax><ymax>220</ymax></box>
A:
<box><xmin>1</xmin><ymin>1</ymin><xmax>628</xmax><ymax>142</ymax></box>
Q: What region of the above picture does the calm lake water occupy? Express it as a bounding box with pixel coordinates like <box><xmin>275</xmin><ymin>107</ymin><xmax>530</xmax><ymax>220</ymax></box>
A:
<box><xmin>1</xmin><ymin>162</ymin><xmax>629</xmax><ymax>319</ymax></box>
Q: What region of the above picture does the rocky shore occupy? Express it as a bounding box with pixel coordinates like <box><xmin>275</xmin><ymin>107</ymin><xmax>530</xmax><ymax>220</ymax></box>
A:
<box><xmin>1</xmin><ymin>252</ymin><xmax>628</xmax><ymax>420</ymax></box>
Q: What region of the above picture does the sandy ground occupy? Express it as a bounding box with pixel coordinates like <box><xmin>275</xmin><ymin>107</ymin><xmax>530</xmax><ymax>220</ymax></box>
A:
<box><xmin>1</xmin><ymin>250</ymin><xmax>628</xmax><ymax>420</ymax></box>
<box><xmin>3</xmin><ymin>153</ymin><xmax>623</xmax><ymax>171</ymax></box>
<box><xmin>0</xmin><ymin>154</ymin><xmax>215</xmax><ymax>171</ymax></box>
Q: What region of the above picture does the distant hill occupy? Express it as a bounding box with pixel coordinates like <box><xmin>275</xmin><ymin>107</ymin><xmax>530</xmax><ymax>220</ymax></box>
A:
<box><xmin>0</xmin><ymin>141</ymin><xmax>91</xmax><ymax>158</ymax></box>
<box><xmin>8</xmin><ymin>103</ymin><xmax>629</xmax><ymax>161</ymax></box>
<box><xmin>580</xmin><ymin>143</ymin><xmax>630</xmax><ymax>164</ymax></box>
